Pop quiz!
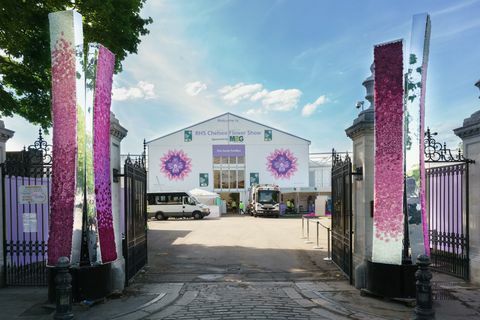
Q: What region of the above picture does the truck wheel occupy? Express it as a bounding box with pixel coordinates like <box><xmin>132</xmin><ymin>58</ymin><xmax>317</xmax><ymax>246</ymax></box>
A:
<box><xmin>156</xmin><ymin>212</ymin><xmax>166</xmax><ymax>220</ymax></box>
<box><xmin>193</xmin><ymin>211</ymin><xmax>202</xmax><ymax>220</ymax></box>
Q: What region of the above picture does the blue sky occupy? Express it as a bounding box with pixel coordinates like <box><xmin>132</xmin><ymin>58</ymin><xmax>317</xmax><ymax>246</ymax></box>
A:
<box><xmin>5</xmin><ymin>0</ymin><xmax>480</xmax><ymax>155</ymax></box>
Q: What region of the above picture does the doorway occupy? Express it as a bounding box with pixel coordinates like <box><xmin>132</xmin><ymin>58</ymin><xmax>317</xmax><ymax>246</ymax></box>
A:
<box><xmin>219</xmin><ymin>192</ymin><xmax>240</xmax><ymax>214</ymax></box>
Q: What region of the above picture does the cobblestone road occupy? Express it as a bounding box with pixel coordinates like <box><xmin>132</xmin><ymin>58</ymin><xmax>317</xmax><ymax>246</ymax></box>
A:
<box><xmin>160</xmin><ymin>282</ymin><xmax>320</xmax><ymax>320</ymax></box>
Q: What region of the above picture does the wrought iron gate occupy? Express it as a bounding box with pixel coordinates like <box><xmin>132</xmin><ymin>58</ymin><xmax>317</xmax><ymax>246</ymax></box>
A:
<box><xmin>123</xmin><ymin>155</ymin><xmax>147</xmax><ymax>285</ymax></box>
<box><xmin>425</xmin><ymin>129</ymin><xmax>473</xmax><ymax>280</ymax></box>
<box><xmin>331</xmin><ymin>150</ymin><xmax>353</xmax><ymax>283</ymax></box>
<box><xmin>2</xmin><ymin>131</ymin><xmax>51</xmax><ymax>286</ymax></box>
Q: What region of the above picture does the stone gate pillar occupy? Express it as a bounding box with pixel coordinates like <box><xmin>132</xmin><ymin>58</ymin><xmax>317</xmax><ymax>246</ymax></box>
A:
<box><xmin>110</xmin><ymin>112</ymin><xmax>128</xmax><ymax>292</ymax></box>
<box><xmin>0</xmin><ymin>120</ymin><xmax>14</xmax><ymax>287</ymax></box>
<box><xmin>454</xmin><ymin>80</ymin><xmax>480</xmax><ymax>285</ymax></box>
<box><xmin>345</xmin><ymin>65</ymin><xmax>375</xmax><ymax>288</ymax></box>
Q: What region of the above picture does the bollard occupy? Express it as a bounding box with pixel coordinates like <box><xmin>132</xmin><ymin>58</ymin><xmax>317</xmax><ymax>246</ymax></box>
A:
<box><xmin>323</xmin><ymin>227</ymin><xmax>332</xmax><ymax>261</ymax></box>
<box><xmin>301</xmin><ymin>216</ymin><xmax>306</xmax><ymax>239</ymax></box>
<box><xmin>305</xmin><ymin>218</ymin><xmax>313</xmax><ymax>244</ymax></box>
<box><xmin>313</xmin><ymin>221</ymin><xmax>321</xmax><ymax>249</ymax></box>
<box><xmin>414</xmin><ymin>254</ymin><xmax>435</xmax><ymax>320</ymax></box>
<box><xmin>54</xmin><ymin>256</ymin><xmax>74</xmax><ymax>320</ymax></box>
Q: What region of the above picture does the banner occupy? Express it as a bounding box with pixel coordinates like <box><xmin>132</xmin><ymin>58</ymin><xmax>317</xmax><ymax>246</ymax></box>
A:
<box><xmin>372</xmin><ymin>40</ymin><xmax>405</xmax><ymax>265</ymax></box>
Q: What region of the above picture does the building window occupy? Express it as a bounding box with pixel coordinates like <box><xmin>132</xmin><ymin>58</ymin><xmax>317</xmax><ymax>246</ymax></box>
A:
<box><xmin>229</xmin><ymin>170</ymin><xmax>237</xmax><ymax>189</ymax></box>
<box><xmin>213</xmin><ymin>154</ymin><xmax>246</xmax><ymax>190</ymax></box>
<box><xmin>221</xmin><ymin>170</ymin><xmax>229</xmax><ymax>188</ymax></box>
<box><xmin>214</xmin><ymin>170</ymin><xmax>221</xmax><ymax>189</ymax></box>
<box><xmin>238</xmin><ymin>170</ymin><xmax>245</xmax><ymax>188</ymax></box>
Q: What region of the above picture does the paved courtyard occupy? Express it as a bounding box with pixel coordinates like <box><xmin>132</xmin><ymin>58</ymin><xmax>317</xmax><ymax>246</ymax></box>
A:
<box><xmin>144</xmin><ymin>215</ymin><xmax>338</xmax><ymax>282</ymax></box>
<box><xmin>3</xmin><ymin>215</ymin><xmax>480</xmax><ymax>319</ymax></box>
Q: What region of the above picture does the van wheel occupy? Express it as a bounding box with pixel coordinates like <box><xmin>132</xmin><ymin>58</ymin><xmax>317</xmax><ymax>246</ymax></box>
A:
<box><xmin>193</xmin><ymin>211</ymin><xmax>202</xmax><ymax>220</ymax></box>
<box><xmin>156</xmin><ymin>212</ymin><xmax>166</xmax><ymax>220</ymax></box>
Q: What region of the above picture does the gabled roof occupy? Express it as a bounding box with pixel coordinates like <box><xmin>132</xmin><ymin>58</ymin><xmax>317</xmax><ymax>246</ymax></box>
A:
<box><xmin>146</xmin><ymin>112</ymin><xmax>311</xmax><ymax>144</ymax></box>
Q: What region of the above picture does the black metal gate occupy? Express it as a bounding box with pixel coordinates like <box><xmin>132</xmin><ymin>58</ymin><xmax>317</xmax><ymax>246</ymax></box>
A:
<box><xmin>425</xmin><ymin>129</ymin><xmax>473</xmax><ymax>280</ymax></box>
<box><xmin>331</xmin><ymin>149</ymin><xmax>353</xmax><ymax>283</ymax></box>
<box><xmin>123</xmin><ymin>155</ymin><xmax>147</xmax><ymax>285</ymax></box>
<box><xmin>2</xmin><ymin>131</ymin><xmax>51</xmax><ymax>286</ymax></box>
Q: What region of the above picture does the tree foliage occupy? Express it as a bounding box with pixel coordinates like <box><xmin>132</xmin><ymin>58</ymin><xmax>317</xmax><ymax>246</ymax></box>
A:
<box><xmin>0</xmin><ymin>0</ymin><xmax>152</xmax><ymax>128</ymax></box>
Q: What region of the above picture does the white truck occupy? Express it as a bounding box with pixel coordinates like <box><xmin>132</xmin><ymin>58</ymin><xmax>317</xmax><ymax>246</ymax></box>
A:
<box><xmin>249</xmin><ymin>184</ymin><xmax>281</xmax><ymax>218</ymax></box>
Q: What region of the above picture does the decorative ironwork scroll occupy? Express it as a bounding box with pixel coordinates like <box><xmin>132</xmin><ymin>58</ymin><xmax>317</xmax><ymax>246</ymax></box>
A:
<box><xmin>48</xmin><ymin>10</ymin><xmax>85</xmax><ymax>266</ymax></box>
<box><xmin>372</xmin><ymin>40</ymin><xmax>405</xmax><ymax>265</ymax></box>
<box><xmin>405</xmin><ymin>13</ymin><xmax>431</xmax><ymax>263</ymax></box>
<box><xmin>424</xmin><ymin>128</ymin><xmax>472</xmax><ymax>163</ymax></box>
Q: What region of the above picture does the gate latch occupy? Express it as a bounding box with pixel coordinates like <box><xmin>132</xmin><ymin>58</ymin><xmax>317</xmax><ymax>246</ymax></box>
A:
<box><xmin>352</xmin><ymin>166</ymin><xmax>363</xmax><ymax>181</ymax></box>
<box><xmin>113</xmin><ymin>168</ymin><xmax>124</xmax><ymax>183</ymax></box>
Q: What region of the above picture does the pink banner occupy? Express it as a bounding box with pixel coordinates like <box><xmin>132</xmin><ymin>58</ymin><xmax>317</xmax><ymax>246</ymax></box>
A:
<box><xmin>372</xmin><ymin>40</ymin><xmax>405</xmax><ymax>265</ymax></box>
<box><xmin>93</xmin><ymin>45</ymin><xmax>116</xmax><ymax>263</ymax></box>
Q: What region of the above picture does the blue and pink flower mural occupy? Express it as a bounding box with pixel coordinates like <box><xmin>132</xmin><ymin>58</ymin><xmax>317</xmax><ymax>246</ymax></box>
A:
<box><xmin>160</xmin><ymin>150</ymin><xmax>192</xmax><ymax>181</ymax></box>
<box><xmin>266</xmin><ymin>149</ymin><xmax>298</xmax><ymax>179</ymax></box>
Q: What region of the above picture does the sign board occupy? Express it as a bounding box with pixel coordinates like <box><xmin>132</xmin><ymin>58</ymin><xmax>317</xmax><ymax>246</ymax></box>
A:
<box><xmin>199</xmin><ymin>173</ymin><xmax>209</xmax><ymax>187</ymax></box>
<box><xmin>264</xmin><ymin>130</ymin><xmax>272</xmax><ymax>141</ymax></box>
<box><xmin>23</xmin><ymin>213</ymin><xmax>37</xmax><ymax>233</ymax></box>
<box><xmin>212</xmin><ymin>145</ymin><xmax>245</xmax><ymax>157</ymax></box>
<box><xmin>19</xmin><ymin>185</ymin><xmax>48</xmax><ymax>204</ymax></box>
<box><xmin>184</xmin><ymin>130</ymin><xmax>192</xmax><ymax>142</ymax></box>
<box><xmin>250</xmin><ymin>172</ymin><xmax>259</xmax><ymax>186</ymax></box>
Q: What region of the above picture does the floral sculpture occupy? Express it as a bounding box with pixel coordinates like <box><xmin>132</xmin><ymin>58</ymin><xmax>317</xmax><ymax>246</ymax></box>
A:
<box><xmin>48</xmin><ymin>10</ymin><xmax>116</xmax><ymax>266</ymax></box>
<box><xmin>266</xmin><ymin>149</ymin><xmax>298</xmax><ymax>179</ymax></box>
<box><xmin>48</xmin><ymin>10</ymin><xmax>84</xmax><ymax>266</ymax></box>
<box><xmin>372</xmin><ymin>40</ymin><xmax>405</xmax><ymax>265</ymax></box>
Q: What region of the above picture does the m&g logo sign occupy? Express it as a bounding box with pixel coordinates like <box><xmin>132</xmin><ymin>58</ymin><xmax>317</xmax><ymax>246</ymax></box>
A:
<box><xmin>229</xmin><ymin>135</ymin><xmax>244</xmax><ymax>142</ymax></box>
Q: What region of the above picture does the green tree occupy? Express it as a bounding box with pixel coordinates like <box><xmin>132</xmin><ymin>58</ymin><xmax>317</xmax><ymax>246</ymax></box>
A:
<box><xmin>0</xmin><ymin>0</ymin><xmax>152</xmax><ymax>128</ymax></box>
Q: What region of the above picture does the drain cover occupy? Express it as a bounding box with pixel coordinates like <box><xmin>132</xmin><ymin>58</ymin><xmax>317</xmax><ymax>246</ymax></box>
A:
<box><xmin>197</xmin><ymin>274</ymin><xmax>224</xmax><ymax>281</ymax></box>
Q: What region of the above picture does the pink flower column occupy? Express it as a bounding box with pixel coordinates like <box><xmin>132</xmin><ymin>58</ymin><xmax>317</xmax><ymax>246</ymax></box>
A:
<box><xmin>93</xmin><ymin>45</ymin><xmax>117</xmax><ymax>263</ymax></box>
<box><xmin>47</xmin><ymin>11</ymin><xmax>84</xmax><ymax>266</ymax></box>
<box><xmin>372</xmin><ymin>40</ymin><xmax>405</xmax><ymax>265</ymax></box>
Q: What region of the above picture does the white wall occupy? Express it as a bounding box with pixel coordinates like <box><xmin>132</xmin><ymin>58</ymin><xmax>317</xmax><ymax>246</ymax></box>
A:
<box><xmin>147</xmin><ymin>113</ymin><xmax>310</xmax><ymax>193</ymax></box>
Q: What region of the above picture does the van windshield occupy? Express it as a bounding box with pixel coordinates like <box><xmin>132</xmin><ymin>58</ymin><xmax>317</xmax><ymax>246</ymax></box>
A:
<box><xmin>188</xmin><ymin>196</ymin><xmax>200</xmax><ymax>205</ymax></box>
<box><xmin>258</xmin><ymin>190</ymin><xmax>279</xmax><ymax>204</ymax></box>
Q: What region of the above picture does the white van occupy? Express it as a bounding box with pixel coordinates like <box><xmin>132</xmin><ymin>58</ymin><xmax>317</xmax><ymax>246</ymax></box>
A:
<box><xmin>147</xmin><ymin>192</ymin><xmax>210</xmax><ymax>220</ymax></box>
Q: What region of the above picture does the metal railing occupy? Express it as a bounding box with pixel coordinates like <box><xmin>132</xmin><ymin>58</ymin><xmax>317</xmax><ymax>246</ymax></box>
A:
<box><xmin>301</xmin><ymin>216</ymin><xmax>332</xmax><ymax>261</ymax></box>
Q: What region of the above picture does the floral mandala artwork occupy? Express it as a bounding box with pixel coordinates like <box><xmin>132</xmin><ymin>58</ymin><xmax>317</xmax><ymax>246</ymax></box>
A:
<box><xmin>160</xmin><ymin>150</ymin><xmax>192</xmax><ymax>180</ymax></box>
<box><xmin>266</xmin><ymin>149</ymin><xmax>297</xmax><ymax>179</ymax></box>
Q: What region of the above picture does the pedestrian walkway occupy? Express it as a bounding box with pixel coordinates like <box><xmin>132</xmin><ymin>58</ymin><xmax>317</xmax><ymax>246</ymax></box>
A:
<box><xmin>3</xmin><ymin>276</ymin><xmax>480</xmax><ymax>319</ymax></box>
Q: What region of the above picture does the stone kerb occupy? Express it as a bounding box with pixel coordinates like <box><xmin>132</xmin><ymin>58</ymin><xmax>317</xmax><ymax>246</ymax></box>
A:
<box><xmin>110</xmin><ymin>112</ymin><xmax>128</xmax><ymax>292</ymax></box>
<box><xmin>454</xmin><ymin>81</ymin><xmax>480</xmax><ymax>285</ymax></box>
<box><xmin>0</xmin><ymin>120</ymin><xmax>14</xmax><ymax>287</ymax></box>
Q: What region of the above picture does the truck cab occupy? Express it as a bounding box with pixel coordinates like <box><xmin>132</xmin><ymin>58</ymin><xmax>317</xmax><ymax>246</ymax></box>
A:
<box><xmin>250</xmin><ymin>184</ymin><xmax>281</xmax><ymax>218</ymax></box>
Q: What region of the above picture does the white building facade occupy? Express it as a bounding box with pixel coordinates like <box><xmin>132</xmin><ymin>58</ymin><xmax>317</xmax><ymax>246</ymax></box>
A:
<box><xmin>146</xmin><ymin>113</ymin><xmax>310</xmax><ymax>206</ymax></box>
